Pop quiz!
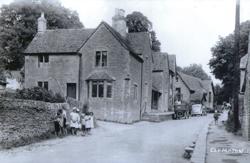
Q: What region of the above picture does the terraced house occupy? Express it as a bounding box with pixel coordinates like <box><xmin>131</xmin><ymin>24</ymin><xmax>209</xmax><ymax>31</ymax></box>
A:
<box><xmin>24</xmin><ymin>9</ymin><xmax>172</xmax><ymax>123</ymax></box>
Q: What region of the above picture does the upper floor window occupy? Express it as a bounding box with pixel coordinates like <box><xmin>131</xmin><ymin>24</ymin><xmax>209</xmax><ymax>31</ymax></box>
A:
<box><xmin>95</xmin><ymin>51</ymin><xmax>107</xmax><ymax>67</ymax></box>
<box><xmin>38</xmin><ymin>55</ymin><xmax>49</xmax><ymax>67</ymax></box>
<box><xmin>38</xmin><ymin>81</ymin><xmax>48</xmax><ymax>90</ymax></box>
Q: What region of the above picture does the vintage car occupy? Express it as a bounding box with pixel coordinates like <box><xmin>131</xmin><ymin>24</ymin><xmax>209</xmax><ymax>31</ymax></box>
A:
<box><xmin>191</xmin><ymin>104</ymin><xmax>206</xmax><ymax>116</ymax></box>
<box><xmin>172</xmin><ymin>102</ymin><xmax>191</xmax><ymax>120</ymax></box>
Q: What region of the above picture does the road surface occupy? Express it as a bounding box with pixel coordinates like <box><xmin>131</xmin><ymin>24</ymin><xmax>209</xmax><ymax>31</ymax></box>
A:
<box><xmin>0</xmin><ymin>114</ymin><xmax>213</xmax><ymax>163</ymax></box>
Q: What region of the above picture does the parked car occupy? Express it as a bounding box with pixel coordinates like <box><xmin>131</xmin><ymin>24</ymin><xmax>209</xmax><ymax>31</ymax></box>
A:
<box><xmin>191</xmin><ymin>104</ymin><xmax>204</xmax><ymax>116</ymax></box>
<box><xmin>172</xmin><ymin>102</ymin><xmax>191</xmax><ymax>120</ymax></box>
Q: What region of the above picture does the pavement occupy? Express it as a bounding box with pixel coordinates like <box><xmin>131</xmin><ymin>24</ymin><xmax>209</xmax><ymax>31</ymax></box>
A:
<box><xmin>206</xmin><ymin>111</ymin><xmax>250</xmax><ymax>163</ymax></box>
<box><xmin>0</xmin><ymin>115</ymin><xmax>213</xmax><ymax>163</ymax></box>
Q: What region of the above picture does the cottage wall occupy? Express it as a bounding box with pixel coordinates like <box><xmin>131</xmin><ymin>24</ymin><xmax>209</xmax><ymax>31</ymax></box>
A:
<box><xmin>175</xmin><ymin>75</ymin><xmax>191</xmax><ymax>103</ymax></box>
<box><xmin>141</xmin><ymin>41</ymin><xmax>153</xmax><ymax>114</ymax></box>
<box><xmin>24</xmin><ymin>55</ymin><xmax>80</xmax><ymax>99</ymax></box>
<box><xmin>243</xmin><ymin>79</ymin><xmax>250</xmax><ymax>140</ymax></box>
<box><xmin>78</xmin><ymin>24</ymin><xmax>142</xmax><ymax>123</ymax></box>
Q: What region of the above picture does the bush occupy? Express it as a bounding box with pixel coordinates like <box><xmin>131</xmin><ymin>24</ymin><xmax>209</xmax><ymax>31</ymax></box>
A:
<box><xmin>15</xmin><ymin>87</ymin><xmax>65</xmax><ymax>103</ymax></box>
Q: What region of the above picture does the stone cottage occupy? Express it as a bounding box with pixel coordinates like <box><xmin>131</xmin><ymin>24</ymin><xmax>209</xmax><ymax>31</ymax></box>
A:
<box><xmin>175</xmin><ymin>72</ymin><xmax>214</xmax><ymax>107</ymax></box>
<box><xmin>24</xmin><ymin>9</ymin><xmax>171</xmax><ymax>123</ymax></box>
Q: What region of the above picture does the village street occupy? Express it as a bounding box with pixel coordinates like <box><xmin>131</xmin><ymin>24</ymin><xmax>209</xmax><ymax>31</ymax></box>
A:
<box><xmin>0</xmin><ymin>114</ymin><xmax>213</xmax><ymax>163</ymax></box>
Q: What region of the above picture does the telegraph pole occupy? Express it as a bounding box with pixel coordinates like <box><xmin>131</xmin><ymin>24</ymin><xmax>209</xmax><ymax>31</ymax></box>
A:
<box><xmin>232</xmin><ymin>0</ymin><xmax>240</xmax><ymax>132</ymax></box>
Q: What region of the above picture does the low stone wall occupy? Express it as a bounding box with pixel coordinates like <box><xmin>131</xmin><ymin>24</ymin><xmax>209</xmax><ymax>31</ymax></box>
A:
<box><xmin>0</xmin><ymin>97</ymin><xmax>68</xmax><ymax>149</ymax></box>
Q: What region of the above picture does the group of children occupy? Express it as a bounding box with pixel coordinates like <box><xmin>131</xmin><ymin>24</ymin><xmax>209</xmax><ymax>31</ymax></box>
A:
<box><xmin>54</xmin><ymin>106</ymin><xmax>94</xmax><ymax>137</ymax></box>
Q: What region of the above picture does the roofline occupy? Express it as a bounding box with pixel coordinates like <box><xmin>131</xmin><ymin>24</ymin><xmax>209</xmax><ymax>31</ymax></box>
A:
<box><xmin>152</xmin><ymin>70</ymin><xmax>163</xmax><ymax>72</ymax></box>
<box><xmin>176</xmin><ymin>72</ymin><xmax>194</xmax><ymax>92</ymax></box>
<box><xmin>77</xmin><ymin>21</ymin><xmax>143</xmax><ymax>63</ymax></box>
<box><xmin>23</xmin><ymin>52</ymin><xmax>81</xmax><ymax>55</ymax></box>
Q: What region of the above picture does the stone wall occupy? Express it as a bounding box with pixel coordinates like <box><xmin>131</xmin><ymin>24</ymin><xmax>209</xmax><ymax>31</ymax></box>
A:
<box><xmin>24</xmin><ymin>54</ymin><xmax>80</xmax><ymax>99</ymax></box>
<box><xmin>243</xmin><ymin>79</ymin><xmax>250</xmax><ymax>140</ymax></box>
<box><xmin>0</xmin><ymin>98</ymin><xmax>68</xmax><ymax>149</ymax></box>
<box><xmin>175</xmin><ymin>74</ymin><xmax>191</xmax><ymax>103</ymax></box>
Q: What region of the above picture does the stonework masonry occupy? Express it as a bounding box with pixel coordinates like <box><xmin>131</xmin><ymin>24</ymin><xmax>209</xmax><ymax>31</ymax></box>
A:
<box><xmin>0</xmin><ymin>98</ymin><xmax>68</xmax><ymax>149</ymax></box>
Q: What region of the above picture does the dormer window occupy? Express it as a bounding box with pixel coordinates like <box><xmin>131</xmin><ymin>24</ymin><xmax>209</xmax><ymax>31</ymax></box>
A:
<box><xmin>95</xmin><ymin>51</ymin><xmax>107</xmax><ymax>67</ymax></box>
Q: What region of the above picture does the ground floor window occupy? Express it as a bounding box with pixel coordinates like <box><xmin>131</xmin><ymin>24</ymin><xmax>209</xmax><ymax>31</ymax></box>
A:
<box><xmin>37</xmin><ymin>81</ymin><xmax>48</xmax><ymax>90</ymax></box>
<box><xmin>90</xmin><ymin>81</ymin><xmax>112</xmax><ymax>98</ymax></box>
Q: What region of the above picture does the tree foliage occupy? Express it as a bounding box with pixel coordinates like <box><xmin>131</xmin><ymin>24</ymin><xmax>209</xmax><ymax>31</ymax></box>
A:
<box><xmin>181</xmin><ymin>64</ymin><xmax>211</xmax><ymax>80</ymax></box>
<box><xmin>209</xmin><ymin>20</ymin><xmax>250</xmax><ymax>100</ymax></box>
<box><xmin>126</xmin><ymin>11</ymin><xmax>161</xmax><ymax>52</ymax></box>
<box><xmin>0</xmin><ymin>0</ymin><xmax>83</xmax><ymax>70</ymax></box>
<box><xmin>214</xmin><ymin>84</ymin><xmax>226</xmax><ymax>105</ymax></box>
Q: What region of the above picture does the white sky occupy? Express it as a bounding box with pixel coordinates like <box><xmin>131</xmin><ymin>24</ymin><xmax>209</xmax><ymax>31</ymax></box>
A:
<box><xmin>1</xmin><ymin>0</ymin><xmax>250</xmax><ymax>84</ymax></box>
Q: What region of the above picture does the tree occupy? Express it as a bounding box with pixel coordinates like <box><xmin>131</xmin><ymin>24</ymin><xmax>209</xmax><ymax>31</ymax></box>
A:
<box><xmin>126</xmin><ymin>11</ymin><xmax>161</xmax><ymax>52</ymax></box>
<box><xmin>209</xmin><ymin>20</ymin><xmax>250</xmax><ymax>101</ymax></box>
<box><xmin>181</xmin><ymin>64</ymin><xmax>211</xmax><ymax>80</ymax></box>
<box><xmin>0</xmin><ymin>0</ymin><xmax>83</xmax><ymax>70</ymax></box>
<box><xmin>214</xmin><ymin>84</ymin><xmax>226</xmax><ymax>105</ymax></box>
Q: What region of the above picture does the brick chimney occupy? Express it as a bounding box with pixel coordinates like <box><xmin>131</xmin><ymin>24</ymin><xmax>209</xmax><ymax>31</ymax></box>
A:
<box><xmin>38</xmin><ymin>12</ymin><xmax>47</xmax><ymax>33</ymax></box>
<box><xmin>112</xmin><ymin>9</ymin><xmax>127</xmax><ymax>37</ymax></box>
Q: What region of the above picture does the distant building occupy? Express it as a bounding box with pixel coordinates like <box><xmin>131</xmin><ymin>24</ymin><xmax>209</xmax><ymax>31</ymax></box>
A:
<box><xmin>175</xmin><ymin>72</ymin><xmax>214</xmax><ymax>108</ymax></box>
<box><xmin>24</xmin><ymin>9</ymin><xmax>173</xmax><ymax>123</ymax></box>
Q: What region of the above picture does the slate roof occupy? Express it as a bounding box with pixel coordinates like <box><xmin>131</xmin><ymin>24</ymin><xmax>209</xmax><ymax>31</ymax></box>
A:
<box><xmin>152</xmin><ymin>52</ymin><xmax>168</xmax><ymax>71</ymax></box>
<box><xmin>86</xmin><ymin>71</ymin><xmax>115</xmax><ymax>81</ymax></box>
<box><xmin>24</xmin><ymin>28</ymin><xmax>94</xmax><ymax>54</ymax></box>
<box><xmin>24</xmin><ymin>21</ymin><xmax>145</xmax><ymax>62</ymax></box>
<box><xmin>168</xmin><ymin>55</ymin><xmax>176</xmax><ymax>73</ymax></box>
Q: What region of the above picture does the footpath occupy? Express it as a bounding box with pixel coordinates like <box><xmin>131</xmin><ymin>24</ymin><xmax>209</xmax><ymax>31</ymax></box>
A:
<box><xmin>206</xmin><ymin>112</ymin><xmax>250</xmax><ymax>163</ymax></box>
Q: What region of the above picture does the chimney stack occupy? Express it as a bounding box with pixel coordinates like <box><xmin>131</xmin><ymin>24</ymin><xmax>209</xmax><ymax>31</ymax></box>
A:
<box><xmin>38</xmin><ymin>12</ymin><xmax>47</xmax><ymax>33</ymax></box>
<box><xmin>112</xmin><ymin>9</ymin><xmax>127</xmax><ymax>37</ymax></box>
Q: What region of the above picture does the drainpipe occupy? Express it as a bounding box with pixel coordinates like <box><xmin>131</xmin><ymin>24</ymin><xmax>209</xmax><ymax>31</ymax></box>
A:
<box><xmin>78</xmin><ymin>53</ymin><xmax>82</xmax><ymax>101</ymax></box>
<box><xmin>139</xmin><ymin>61</ymin><xmax>143</xmax><ymax>119</ymax></box>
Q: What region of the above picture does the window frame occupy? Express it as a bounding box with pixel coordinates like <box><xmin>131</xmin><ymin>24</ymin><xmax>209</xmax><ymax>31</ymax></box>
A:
<box><xmin>37</xmin><ymin>81</ymin><xmax>49</xmax><ymax>90</ymax></box>
<box><xmin>38</xmin><ymin>55</ymin><xmax>49</xmax><ymax>67</ymax></box>
<box><xmin>90</xmin><ymin>80</ymin><xmax>113</xmax><ymax>99</ymax></box>
<box><xmin>95</xmin><ymin>51</ymin><xmax>108</xmax><ymax>68</ymax></box>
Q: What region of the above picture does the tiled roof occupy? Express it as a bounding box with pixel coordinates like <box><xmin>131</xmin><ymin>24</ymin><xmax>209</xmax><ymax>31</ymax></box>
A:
<box><xmin>86</xmin><ymin>71</ymin><xmax>115</xmax><ymax>81</ymax></box>
<box><xmin>24</xmin><ymin>21</ymin><xmax>146</xmax><ymax>63</ymax></box>
<box><xmin>24</xmin><ymin>28</ymin><xmax>94</xmax><ymax>54</ymax></box>
<box><xmin>178</xmin><ymin>72</ymin><xmax>207</xmax><ymax>101</ymax></box>
<box><xmin>152</xmin><ymin>52</ymin><xmax>168</xmax><ymax>71</ymax></box>
<box><xmin>168</xmin><ymin>55</ymin><xmax>176</xmax><ymax>73</ymax></box>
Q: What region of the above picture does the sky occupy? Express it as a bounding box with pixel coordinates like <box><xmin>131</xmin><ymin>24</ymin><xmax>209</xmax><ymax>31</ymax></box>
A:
<box><xmin>1</xmin><ymin>0</ymin><xmax>250</xmax><ymax>84</ymax></box>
